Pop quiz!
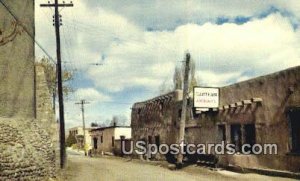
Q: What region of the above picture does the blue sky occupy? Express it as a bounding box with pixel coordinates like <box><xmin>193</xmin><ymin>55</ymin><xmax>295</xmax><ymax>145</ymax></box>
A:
<box><xmin>35</xmin><ymin>0</ymin><xmax>300</xmax><ymax>129</ymax></box>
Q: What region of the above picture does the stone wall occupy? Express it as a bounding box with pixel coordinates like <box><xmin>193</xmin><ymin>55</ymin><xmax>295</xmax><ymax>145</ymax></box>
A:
<box><xmin>0</xmin><ymin>118</ymin><xmax>55</xmax><ymax>180</ymax></box>
<box><xmin>0</xmin><ymin>0</ymin><xmax>35</xmax><ymax>118</ymax></box>
<box><xmin>0</xmin><ymin>64</ymin><xmax>58</xmax><ymax>180</ymax></box>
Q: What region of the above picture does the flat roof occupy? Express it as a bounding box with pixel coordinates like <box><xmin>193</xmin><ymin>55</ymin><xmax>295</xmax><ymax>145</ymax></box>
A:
<box><xmin>90</xmin><ymin>125</ymin><xmax>131</xmax><ymax>132</ymax></box>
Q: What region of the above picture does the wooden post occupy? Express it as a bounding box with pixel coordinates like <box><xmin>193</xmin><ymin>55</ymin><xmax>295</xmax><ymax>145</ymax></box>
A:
<box><xmin>40</xmin><ymin>0</ymin><xmax>73</xmax><ymax>169</ymax></box>
<box><xmin>177</xmin><ymin>53</ymin><xmax>190</xmax><ymax>167</ymax></box>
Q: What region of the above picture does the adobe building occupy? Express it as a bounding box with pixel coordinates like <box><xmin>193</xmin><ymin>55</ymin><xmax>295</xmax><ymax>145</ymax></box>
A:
<box><xmin>131</xmin><ymin>90</ymin><xmax>183</xmax><ymax>160</ymax></box>
<box><xmin>131</xmin><ymin>65</ymin><xmax>300</xmax><ymax>173</ymax></box>
<box><xmin>90</xmin><ymin>125</ymin><xmax>131</xmax><ymax>155</ymax></box>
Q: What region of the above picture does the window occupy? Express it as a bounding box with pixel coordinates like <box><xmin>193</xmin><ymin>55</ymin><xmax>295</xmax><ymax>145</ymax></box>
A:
<box><xmin>155</xmin><ymin>135</ymin><xmax>160</xmax><ymax>147</ymax></box>
<box><xmin>217</xmin><ymin>124</ymin><xmax>226</xmax><ymax>142</ymax></box>
<box><xmin>93</xmin><ymin>138</ymin><xmax>98</xmax><ymax>149</ymax></box>
<box><xmin>230</xmin><ymin>124</ymin><xmax>256</xmax><ymax>153</ymax></box>
<box><xmin>288</xmin><ymin>109</ymin><xmax>300</xmax><ymax>153</ymax></box>
<box><xmin>231</xmin><ymin>124</ymin><xmax>241</xmax><ymax>152</ymax></box>
<box><xmin>101</xmin><ymin>135</ymin><xmax>103</xmax><ymax>143</ymax></box>
<box><xmin>112</xmin><ymin>136</ymin><xmax>115</xmax><ymax>147</ymax></box>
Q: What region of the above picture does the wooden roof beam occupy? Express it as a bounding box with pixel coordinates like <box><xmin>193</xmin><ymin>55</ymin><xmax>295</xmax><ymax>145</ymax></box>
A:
<box><xmin>252</xmin><ymin>97</ymin><xmax>263</xmax><ymax>103</ymax></box>
<box><xmin>235</xmin><ymin>101</ymin><xmax>243</xmax><ymax>107</ymax></box>
<box><xmin>242</xmin><ymin>99</ymin><xmax>252</xmax><ymax>105</ymax></box>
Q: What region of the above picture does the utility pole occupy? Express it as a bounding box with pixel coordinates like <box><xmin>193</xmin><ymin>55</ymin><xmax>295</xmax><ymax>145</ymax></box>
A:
<box><xmin>177</xmin><ymin>53</ymin><xmax>190</xmax><ymax>167</ymax></box>
<box><xmin>40</xmin><ymin>0</ymin><xmax>73</xmax><ymax>169</ymax></box>
<box><xmin>75</xmin><ymin>100</ymin><xmax>90</xmax><ymax>156</ymax></box>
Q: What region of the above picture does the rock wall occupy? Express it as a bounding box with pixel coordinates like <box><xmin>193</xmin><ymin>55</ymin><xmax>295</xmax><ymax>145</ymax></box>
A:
<box><xmin>0</xmin><ymin>65</ymin><xmax>58</xmax><ymax>180</ymax></box>
<box><xmin>0</xmin><ymin>118</ymin><xmax>55</xmax><ymax>180</ymax></box>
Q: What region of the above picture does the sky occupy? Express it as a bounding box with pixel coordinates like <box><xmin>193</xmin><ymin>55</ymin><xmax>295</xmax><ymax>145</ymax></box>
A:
<box><xmin>35</xmin><ymin>0</ymin><xmax>300</xmax><ymax>129</ymax></box>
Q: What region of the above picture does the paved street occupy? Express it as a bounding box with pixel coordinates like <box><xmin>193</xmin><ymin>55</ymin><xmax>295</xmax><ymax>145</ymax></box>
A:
<box><xmin>62</xmin><ymin>153</ymin><xmax>296</xmax><ymax>181</ymax></box>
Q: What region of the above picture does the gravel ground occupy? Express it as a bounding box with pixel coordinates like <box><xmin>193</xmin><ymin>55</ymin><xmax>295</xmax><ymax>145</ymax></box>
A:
<box><xmin>58</xmin><ymin>153</ymin><xmax>297</xmax><ymax>181</ymax></box>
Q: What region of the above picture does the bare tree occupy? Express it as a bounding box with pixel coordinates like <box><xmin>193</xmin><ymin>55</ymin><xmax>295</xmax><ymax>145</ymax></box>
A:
<box><xmin>158</xmin><ymin>55</ymin><xmax>198</xmax><ymax>94</ymax></box>
<box><xmin>173</xmin><ymin>66</ymin><xmax>183</xmax><ymax>90</ymax></box>
<box><xmin>189</xmin><ymin>58</ymin><xmax>198</xmax><ymax>93</ymax></box>
<box><xmin>158</xmin><ymin>78</ymin><xmax>173</xmax><ymax>94</ymax></box>
<box><xmin>174</xmin><ymin>57</ymin><xmax>198</xmax><ymax>92</ymax></box>
<box><xmin>109</xmin><ymin>115</ymin><xmax>128</xmax><ymax>126</ymax></box>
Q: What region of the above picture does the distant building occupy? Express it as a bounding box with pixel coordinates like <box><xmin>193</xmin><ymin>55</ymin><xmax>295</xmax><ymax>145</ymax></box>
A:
<box><xmin>68</xmin><ymin>126</ymin><xmax>92</xmax><ymax>148</ymax></box>
<box><xmin>90</xmin><ymin>125</ymin><xmax>131</xmax><ymax>155</ymax></box>
<box><xmin>131</xmin><ymin>65</ymin><xmax>300</xmax><ymax>173</ymax></box>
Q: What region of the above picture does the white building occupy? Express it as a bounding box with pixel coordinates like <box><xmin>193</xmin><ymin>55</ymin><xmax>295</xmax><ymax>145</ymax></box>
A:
<box><xmin>68</xmin><ymin>126</ymin><xmax>92</xmax><ymax>148</ymax></box>
<box><xmin>90</xmin><ymin>125</ymin><xmax>131</xmax><ymax>154</ymax></box>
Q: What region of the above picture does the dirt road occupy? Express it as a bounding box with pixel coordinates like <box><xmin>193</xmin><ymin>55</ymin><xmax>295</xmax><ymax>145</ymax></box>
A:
<box><xmin>63</xmin><ymin>154</ymin><xmax>295</xmax><ymax>181</ymax></box>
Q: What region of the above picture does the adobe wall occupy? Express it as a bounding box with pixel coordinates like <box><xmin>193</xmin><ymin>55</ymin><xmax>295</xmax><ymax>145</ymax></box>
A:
<box><xmin>131</xmin><ymin>90</ymin><xmax>183</xmax><ymax>159</ymax></box>
<box><xmin>91</xmin><ymin>128</ymin><xmax>116</xmax><ymax>153</ymax></box>
<box><xmin>0</xmin><ymin>0</ymin><xmax>35</xmax><ymax>118</ymax></box>
<box><xmin>186</xmin><ymin>66</ymin><xmax>300</xmax><ymax>172</ymax></box>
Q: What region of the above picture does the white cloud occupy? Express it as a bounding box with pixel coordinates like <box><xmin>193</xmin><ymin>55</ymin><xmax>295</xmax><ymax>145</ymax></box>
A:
<box><xmin>36</xmin><ymin>1</ymin><xmax>300</xmax><ymax>93</ymax></box>
<box><xmin>197</xmin><ymin>71</ymin><xmax>242</xmax><ymax>87</ymax></box>
<box><xmin>74</xmin><ymin>88</ymin><xmax>111</xmax><ymax>102</ymax></box>
<box><xmin>83</xmin><ymin>0</ymin><xmax>300</xmax><ymax>30</ymax></box>
<box><xmin>35</xmin><ymin>1</ymin><xmax>300</xmax><ymax>128</ymax></box>
<box><xmin>84</xmin><ymin>13</ymin><xmax>300</xmax><ymax>92</ymax></box>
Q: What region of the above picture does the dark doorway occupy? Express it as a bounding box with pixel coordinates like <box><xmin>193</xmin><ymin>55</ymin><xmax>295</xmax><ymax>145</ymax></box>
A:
<box><xmin>93</xmin><ymin>137</ymin><xmax>98</xmax><ymax>149</ymax></box>
<box><xmin>112</xmin><ymin>136</ymin><xmax>115</xmax><ymax>147</ymax></box>
<box><xmin>244</xmin><ymin>124</ymin><xmax>256</xmax><ymax>154</ymax></box>
<box><xmin>288</xmin><ymin>109</ymin><xmax>300</xmax><ymax>153</ymax></box>
<box><xmin>155</xmin><ymin>135</ymin><xmax>160</xmax><ymax>147</ymax></box>
<box><xmin>148</xmin><ymin>136</ymin><xmax>153</xmax><ymax>144</ymax></box>
<box><xmin>217</xmin><ymin>124</ymin><xmax>226</xmax><ymax>142</ymax></box>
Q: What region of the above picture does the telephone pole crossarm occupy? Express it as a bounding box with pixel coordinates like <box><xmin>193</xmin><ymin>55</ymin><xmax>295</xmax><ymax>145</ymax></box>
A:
<box><xmin>40</xmin><ymin>3</ymin><xmax>73</xmax><ymax>7</ymax></box>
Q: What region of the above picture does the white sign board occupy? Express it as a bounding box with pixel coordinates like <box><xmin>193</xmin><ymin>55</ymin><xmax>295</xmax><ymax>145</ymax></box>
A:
<box><xmin>193</xmin><ymin>87</ymin><xmax>219</xmax><ymax>108</ymax></box>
